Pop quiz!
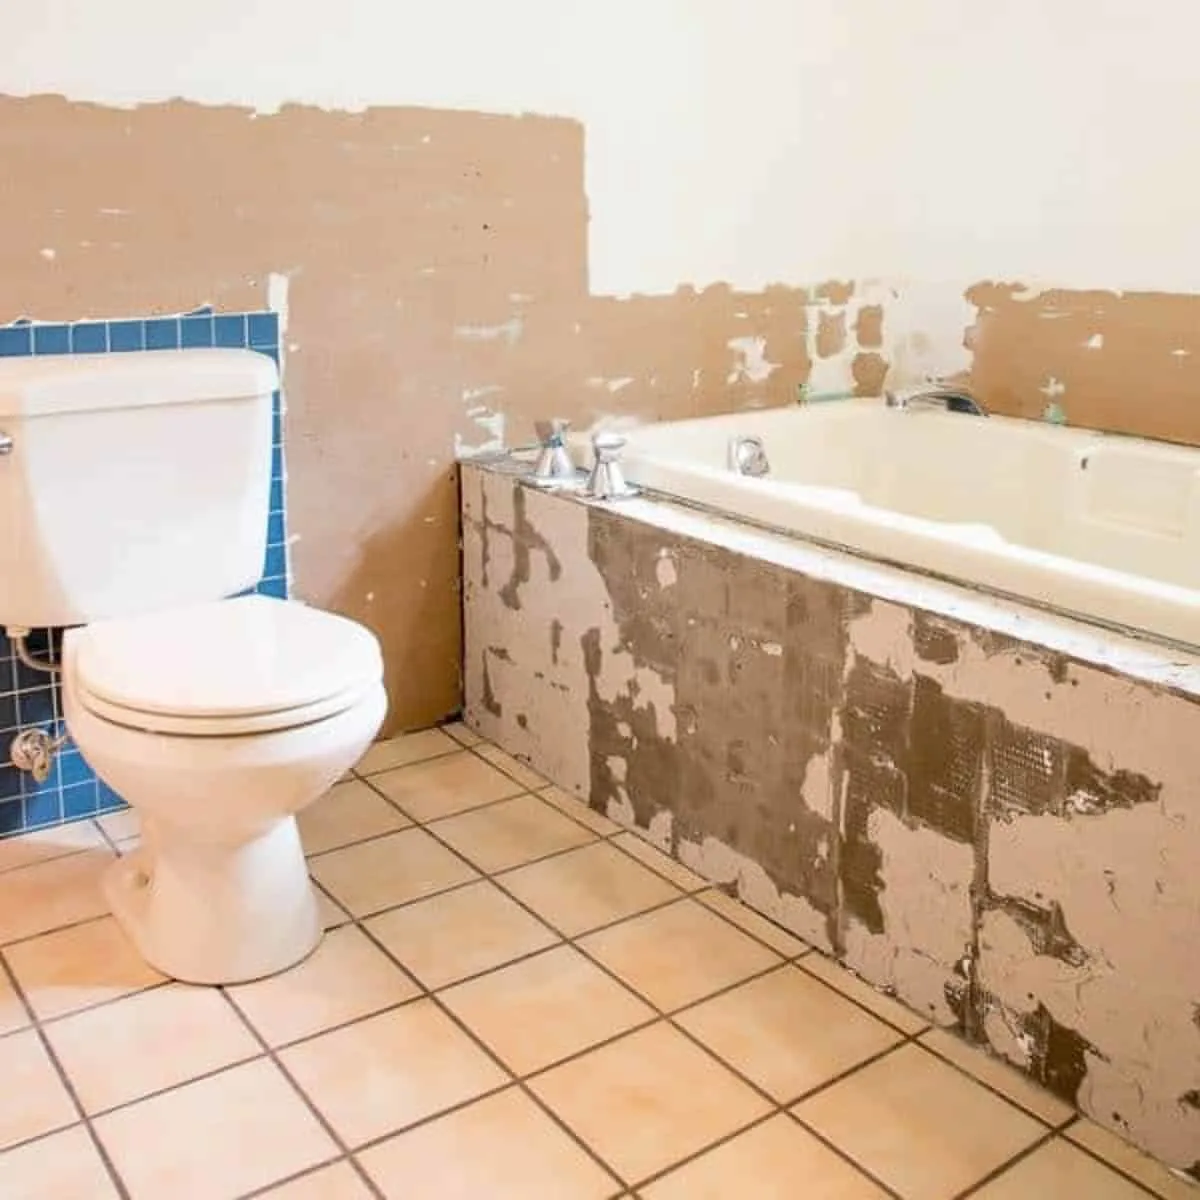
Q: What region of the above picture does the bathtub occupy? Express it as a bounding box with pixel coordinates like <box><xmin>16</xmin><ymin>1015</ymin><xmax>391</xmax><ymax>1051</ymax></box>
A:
<box><xmin>582</xmin><ymin>401</ymin><xmax>1200</xmax><ymax>649</ymax></box>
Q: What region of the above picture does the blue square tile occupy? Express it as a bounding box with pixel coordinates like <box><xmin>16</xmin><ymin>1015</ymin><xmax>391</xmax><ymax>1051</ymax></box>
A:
<box><xmin>0</xmin><ymin>799</ymin><xmax>25</xmax><ymax>836</ymax></box>
<box><xmin>0</xmin><ymin>326</ymin><xmax>31</xmax><ymax>356</ymax></box>
<box><xmin>0</xmin><ymin>692</ymin><xmax>17</xmax><ymax>735</ymax></box>
<box><xmin>180</xmin><ymin>315</ymin><xmax>214</xmax><ymax>348</ymax></box>
<box><xmin>267</xmin><ymin>509</ymin><xmax>286</xmax><ymax>548</ymax></box>
<box><xmin>256</xmin><ymin>576</ymin><xmax>288</xmax><ymax>599</ymax></box>
<box><xmin>0</xmin><ymin>766</ymin><xmax>23</xmax><ymax>805</ymax></box>
<box><xmin>56</xmin><ymin>750</ymin><xmax>94</xmax><ymax>789</ymax></box>
<box><xmin>272</xmin><ymin>400</ymin><xmax>284</xmax><ymax>446</ymax></box>
<box><xmin>247</xmin><ymin>312</ymin><xmax>279</xmax><ymax>348</ymax></box>
<box><xmin>96</xmin><ymin>782</ymin><xmax>125</xmax><ymax>812</ymax></box>
<box><xmin>22</xmin><ymin>788</ymin><xmax>62</xmax><ymax>830</ymax></box>
<box><xmin>32</xmin><ymin>324</ymin><xmax>70</xmax><ymax>355</ymax></box>
<box><xmin>63</xmin><ymin>782</ymin><xmax>99</xmax><ymax>820</ymax></box>
<box><xmin>263</xmin><ymin>543</ymin><xmax>288</xmax><ymax>579</ymax></box>
<box><xmin>269</xmin><ymin>472</ymin><xmax>285</xmax><ymax>514</ymax></box>
<box><xmin>145</xmin><ymin>318</ymin><xmax>180</xmax><ymax>350</ymax></box>
<box><xmin>70</xmin><ymin>322</ymin><xmax>108</xmax><ymax>353</ymax></box>
<box><xmin>214</xmin><ymin>314</ymin><xmax>247</xmax><ymax>347</ymax></box>
<box><xmin>108</xmin><ymin>320</ymin><xmax>144</xmax><ymax>352</ymax></box>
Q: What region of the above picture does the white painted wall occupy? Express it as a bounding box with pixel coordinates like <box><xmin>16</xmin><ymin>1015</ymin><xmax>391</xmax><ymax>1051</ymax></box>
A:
<box><xmin>1</xmin><ymin>0</ymin><xmax>1197</xmax><ymax>297</ymax></box>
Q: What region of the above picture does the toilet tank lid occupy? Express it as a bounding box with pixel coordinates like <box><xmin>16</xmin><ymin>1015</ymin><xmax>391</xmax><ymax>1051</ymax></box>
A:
<box><xmin>0</xmin><ymin>347</ymin><xmax>279</xmax><ymax>418</ymax></box>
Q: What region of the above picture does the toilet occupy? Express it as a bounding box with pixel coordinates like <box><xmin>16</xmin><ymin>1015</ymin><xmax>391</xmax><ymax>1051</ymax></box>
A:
<box><xmin>0</xmin><ymin>347</ymin><xmax>386</xmax><ymax>984</ymax></box>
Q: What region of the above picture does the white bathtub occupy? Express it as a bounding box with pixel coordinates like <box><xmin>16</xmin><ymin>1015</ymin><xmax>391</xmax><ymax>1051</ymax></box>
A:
<box><xmin>582</xmin><ymin>401</ymin><xmax>1200</xmax><ymax>649</ymax></box>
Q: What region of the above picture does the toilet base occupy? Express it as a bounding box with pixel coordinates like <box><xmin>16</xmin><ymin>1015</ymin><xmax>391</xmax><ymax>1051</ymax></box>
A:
<box><xmin>105</xmin><ymin>813</ymin><xmax>321</xmax><ymax>985</ymax></box>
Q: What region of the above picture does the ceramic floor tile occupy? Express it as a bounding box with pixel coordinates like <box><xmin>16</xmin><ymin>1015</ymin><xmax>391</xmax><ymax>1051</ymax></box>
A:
<box><xmin>280</xmin><ymin>999</ymin><xmax>508</xmax><ymax>1147</ymax></box>
<box><xmin>44</xmin><ymin>981</ymin><xmax>260</xmax><ymax>1114</ymax></box>
<box><xmin>538</xmin><ymin>785</ymin><xmax>621</xmax><ymax>835</ymax></box>
<box><xmin>1066</xmin><ymin>1118</ymin><xmax>1199</xmax><ymax>1200</ymax></box>
<box><xmin>442</xmin><ymin>721</ymin><xmax>485</xmax><ymax>748</ymax></box>
<box><xmin>797</xmin><ymin>951</ymin><xmax>929</xmax><ymax>1034</ymax></box>
<box><xmin>0</xmin><ymin>1123</ymin><xmax>120</xmax><ymax>1199</ymax></box>
<box><xmin>676</xmin><ymin>964</ymin><xmax>904</xmax><ymax>1102</ymax></box>
<box><xmin>298</xmin><ymin>779</ymin><xmax>410</xmax><ymax>856</ymax></box>
<box><xmin>578</xmin><ymin>898</ymin><xmax>780</xmax><ymax>1012</ymax></box>
<box><xmin>529</xmin><ymin>1023</ymin><xmax>771</xmax><ymax>1185</ymax></box>
<box><xmin>440</xmin><ymin>944</ymin><xmax>655</xmax><ymax>1075</ymax></box>
<box><xmin>974</xmin><ymin>1137</ymin><xmax>1156</xmax><ymax>1198</ymax></box>
<box><xmin>356</xmin><ymin>726</ymin><xmax>459</xmax><ymax>776</ymax></box>
<box><xmin>473</xmin><ymin>743</ymin><xmax>549</xmax><ymax>789</ymax></box>
<box><xmin>430</xmin><ymin>793</ymin><xmax>596</xmax><ymax>873</ymax></box>
<box><xmin>919</xmin><ymin>1027</ymin><xmax>1073</xmax><ymax>1126</ymax></box>
<box><xmin>260</xmin><ymin>1160</ymin><xmax>375</xmax><ymax>1198</ymax></box>
<box><xmin>360</xmin><ymin>1086</ymin><xmax>618</xmax><ymax>1199</ymax></box>
<box><xmin>0</xmin><ymin>820</ymin><xmax>106</xmax><ymax>873</ymax></box>
<box><xmin>498</xmin><ymin>842</ymin><xmax>679</xmax><ymax>937</ymax></box>
<box><xmin>228</xmin><ymin>924</ymin><xmax>420</xmax><ymax>1047</ymax></box>
<box><xmin>370</xmin><ymin>751</ymin><xmax>524</xmax><ymax>822</ymax></box>
<box><xmin>314</xmin><ymin>883</ymin><xmax>352</xmax><ymax>929</ymax></box>
<box><xmin>3</xmin><ymin>915</ymin><xmax>164</xmax><ymax>1021</ymax></box>
<box><xmin>697</xmin><ymin>889</ymin><xmax>810</xmax><ymax>957</ymax></box>
<box><xmin>364</xmin><ymin>878</ymin><xmax>559</xmax><ymax>990</ymax></box>
<box><xmin>611</xmin><ymin>832</ymin><xmax>708</xmax><ymax>892</ymax></box>
<box><xmin>795</xmin><ymin>1043</ymin><xmax>1045</xmax><ymax>1199</ymax></box>
<box><xmin>95</xmin><ymin>809</ymin><xmax>139</xmax><ymax>844</ymax></box>
<box><xmin>0</xmin><ymin>1028</ymin><xmax>79</xmax><ymax>1150</ymax></box>
<box><xmin>0</xmin><ymin>849</ymin><xmax>113</xmax><ymax>946</ymax></box>
<box><xmin>0</xmin><ymin>961</ymin><xmax>30</xmax><ymax>1034</ymax></box>
<box><xmin>93</xmin><ymin>1058</ymin><xmax>337</xmax><ymax>1200</ymax></box>
<box><xmin>309</xmin><ymin>827</ymin><xmax>478</xmax><ymax>918</ymax></box>
<box><xmin>642</xmin><ymin>1113</ymin><xmax>887</xmax><ymax>1200</ymax></box>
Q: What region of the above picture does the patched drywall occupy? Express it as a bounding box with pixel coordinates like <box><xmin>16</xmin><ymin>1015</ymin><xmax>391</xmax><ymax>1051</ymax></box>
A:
<box><xmin>0</xmin><ymin>94</ymin><xmax>890</xmax><ymax>733</ymax></box>
<box><xmin>463</xmin><ymin>463</ymin><xmax>1200</xmax><ymax>1176</ymax></box>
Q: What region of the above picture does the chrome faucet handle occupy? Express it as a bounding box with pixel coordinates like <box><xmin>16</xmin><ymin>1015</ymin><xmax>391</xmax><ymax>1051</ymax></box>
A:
<box><xmin>591</xmin><ymin>431</ymin><xmax>626</xmax><ymax>461</ymax></box>
<box><xmin>585</xmin><ymin>432</ymin><xmax>638</xmax><ymax>500</ymax></box>
<box><xmin>0</xmin><ymin>431</ymin><xmax>12</xmax><ymax>455</ymax></box>
<box><xmin>530</xmin><ymin>418</ymin><xmax>577</xmax><ymax>484</ymax></box>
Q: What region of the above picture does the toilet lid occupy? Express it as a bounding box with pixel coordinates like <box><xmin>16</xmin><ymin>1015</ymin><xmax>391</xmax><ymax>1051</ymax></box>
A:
<box><xmin>72</xmin><ymin>595</ymin><xmax>383</xmax><ymax>723</ymax></box>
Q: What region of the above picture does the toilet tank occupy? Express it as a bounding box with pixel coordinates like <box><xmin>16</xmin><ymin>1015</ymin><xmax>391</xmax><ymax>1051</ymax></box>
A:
<box><xmin>0</xmin><ymin>347</ymin><xmax>279</xmax><ymax>628</ymax></box>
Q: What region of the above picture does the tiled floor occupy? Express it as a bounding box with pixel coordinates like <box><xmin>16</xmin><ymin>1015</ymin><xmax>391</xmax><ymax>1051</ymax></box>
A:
<box><xmin>0</xmin><ymin>720</ymin><xmax>1194</xmax><ymax>1198</ymax></box>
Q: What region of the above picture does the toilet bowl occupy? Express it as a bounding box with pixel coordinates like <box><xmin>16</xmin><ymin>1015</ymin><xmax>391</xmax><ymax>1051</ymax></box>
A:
<box><xmin>63</xmin><ymin>594</ymin><xmax>386</xmax><ymax>985</ymax></box>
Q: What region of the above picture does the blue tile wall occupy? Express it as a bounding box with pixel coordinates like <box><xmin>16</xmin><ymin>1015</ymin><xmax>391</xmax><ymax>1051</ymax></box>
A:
<box><xmin>0</xmin><ymin>309</ymin><xmax>288</xmax><ymax>839</ymax></box>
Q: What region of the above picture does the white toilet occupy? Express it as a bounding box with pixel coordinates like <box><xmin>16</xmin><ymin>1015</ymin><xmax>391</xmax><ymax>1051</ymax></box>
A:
<box><xmin>0</xmin><ymin>347</ymin><xmax>386</xmax><ymax>984</ymax></box>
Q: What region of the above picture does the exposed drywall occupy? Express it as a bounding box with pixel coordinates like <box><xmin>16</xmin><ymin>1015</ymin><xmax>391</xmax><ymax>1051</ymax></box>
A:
<box><xmin>463</xmin><ymin>463</ymin><xmax>1200</xmax><ymax>1176</ymax></box>
<box><xmin>0</xmin><ymin>95</ymin><xmax>894</xmax><ymax>731</ymax></box>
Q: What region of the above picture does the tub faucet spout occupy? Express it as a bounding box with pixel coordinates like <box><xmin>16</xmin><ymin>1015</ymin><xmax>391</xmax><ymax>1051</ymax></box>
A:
<box><xmin>884</xmin><ymin>385</ymin><xmax>988</xmax><ymax>416</ymax></box>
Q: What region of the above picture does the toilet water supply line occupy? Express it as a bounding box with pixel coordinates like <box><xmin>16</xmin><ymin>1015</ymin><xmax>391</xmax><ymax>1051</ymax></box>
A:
<box><xmin>5</xmin><ymin>626</ymin><xmax>68</xmax><ymax>784</ymax></box>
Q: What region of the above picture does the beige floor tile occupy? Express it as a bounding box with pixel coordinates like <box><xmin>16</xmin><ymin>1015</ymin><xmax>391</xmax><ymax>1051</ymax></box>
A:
<box><xmin>498</xmin><ymin>842</ymin><xmax>679</xmax><ymax>937</ymax></box>
<box><xmin>355</xmin><ymin>726</ymin><xmax>460</xmax><ymax>776</ymax></box>
<box><xmin>94</xmin><ymin>1058</ymin><xmax>337</xmax><ymax>1200</ymax></box>
<box><xmin>676</xmin><ymin>964</ymin><xmax>904</xmax><ymax>1102</ymax></box>
<box><xmin>370</xmin><ymin>751</ymin><xmax>523</xmax><ymax>822</ymax></box>
<box><xmin>530</xmin><ymin>1023</ymin><xmax>771</xmax><ymax>1184</ymax></box>
<box><xmin>0</xmin><ymin>962</ymin><xmax>29</xmax><ymax>1034</ymax></box>
<box><xmin>797</xmin><ymin>951</ymin><xmax>929</xmax><ymax>1034</ymax></box>
<box><xmin>4</xmin><ymin>915</ymin><xmax>164</xmax><ymax>1021</ymax></box>
<box><xmin>538</xmin><ymin>785</ymin><xmax>621</xmax><ymax>835</ymax></box>
<box><xmin>260</xmin><ymin>1160</ymin><xmax>374</xmax><ymax>1198</ymax></box>
<box><xmin>314</xmin><ymin>883</ymin><xmax>352</xmax><ymax>929</ymax></box>
<box><xmin>364</xmin><ymin>879</ymin><xmax>559</xmax><ymax>990</ymax></box>
<box><xmin>0</xmin><ymin>820</ymin><xmax>105</xmax><ymax>873</ymax></box>
<box><xmin>299</xmin><ymin>779</ymin><xmax>410</xmax><ymax>856</ymax></box>
<box><xmin>228</xmin><ymin>924</ymin><xmax>419</xmax><ymax>1047</ymax></box>
<box><xmin>579</xmin><ymin>899</ymin><xmax>780</xmax><ymax>1012</ymax></box>
<box><xmin>44</xmin><ymin>981</ymin><xmax>260</xmax><ymax>1114</ymax></box>
<box><xmin>0</xmin><ymin>1124</ymin><xmax>120</xmax><ymax>1199</ymax></box>
<box><xmin>442</xmin><ymin>720</ymin><xmax>485</xmax><ymax>748</ymax></box>
<box><xmin>440</xmin><ymin>944</ymin><xmax>655</xmax><ymax>1075</ymax></box>
<box><xmin>431</xmin><ymin>793</ymin><xmax>596</xmax><ymax>873</ymax></box>
<box><xmin>0</xmin><ymin>849</ymin><xmax>113</xmax><ymax>945</ymax></box>
<box><xmin>0</xmin><ymin>1028</ymin><xmax>79</xmax><ymax>1150</ymax></box>
<box><xmin>975</xmin><ymin>1137</ymin><xmax>1155</xmax><ymax>1198</ymax></box>
<box><xmin>280</xmin><ymin>999</ymin><xmax>507</xmax><ymax>1147</ymax></box>
<box><xmin>361</xmin><ymin>1086</ymin><xmax>617</xmax><ymax>1199</ymax></box>
<box><xmin>473</xmin><ymin>743</ymin><xmax>549</xmax><ymax>789</ymax></box>
<box><xmin>919</xmin><ymin>1027</ymin><xmax>1073</xmax><ymax>1126</ymax></box>
<box><xmin>697</xmin><ymin>889</ymin><xmax>810</xmax><ymax>957</ymax></box>
<box><xmin>795</xmin><ymin>1043</ymin><xmax>1045</xmax><ymax>1199</ymax></box>
<box><xmin>95</xmin><ymin>809</ymin><xmax>139</xmax><ymax>844</ymax></box>
<box><xmin>309</xmin><ymin>827</ymin><xmax>478</xmax><ymax>918</ymax></box>
<box><xmin>643</xmin><ymin>1113</ymin><xmax>887</xmax><ymax>1200</ymax></box>
<box><xmin>611</xmin><ymin>832</ymin><xmax>708</xmax><ymax>892</ymax></box>
<box><xmin>1066</xmin><ymin>1118</ymin><xmax>1199</xmax><ymax>1200</ymax></box>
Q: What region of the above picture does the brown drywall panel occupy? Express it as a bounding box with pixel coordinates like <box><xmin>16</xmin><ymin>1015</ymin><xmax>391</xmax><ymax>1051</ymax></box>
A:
<box><xmin>0</xmin><ymin>94</ymin><xmax>856</xmax><ymax>732</ymax></box>
<box><xmin>965</xmin><ymin>283</ymin><xmax>1200</xmax><ymax>445</ymax></box>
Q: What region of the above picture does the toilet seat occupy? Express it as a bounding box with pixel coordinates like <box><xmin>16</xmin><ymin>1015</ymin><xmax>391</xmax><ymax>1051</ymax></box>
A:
<box><xmin>71</xmin><ymin>595</ymin><xmax>383</xmax><ymax>737</ymax></box>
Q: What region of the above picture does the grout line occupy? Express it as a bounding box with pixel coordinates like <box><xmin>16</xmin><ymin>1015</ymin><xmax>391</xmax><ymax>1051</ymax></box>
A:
<box><xmin>236</xmin><ymin>1153</ymin><xmax>347</xmax><ymax>1199</ymax></box>
<box><xmin>0</xmin><ymin>954</ymin><xmax>133</xmax><ymax>1200</ymax></box>
<box><xmin>949</xmin><ymin>1126</ymin><xmax>1061</xmax><ymax>1199</ymax></box>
